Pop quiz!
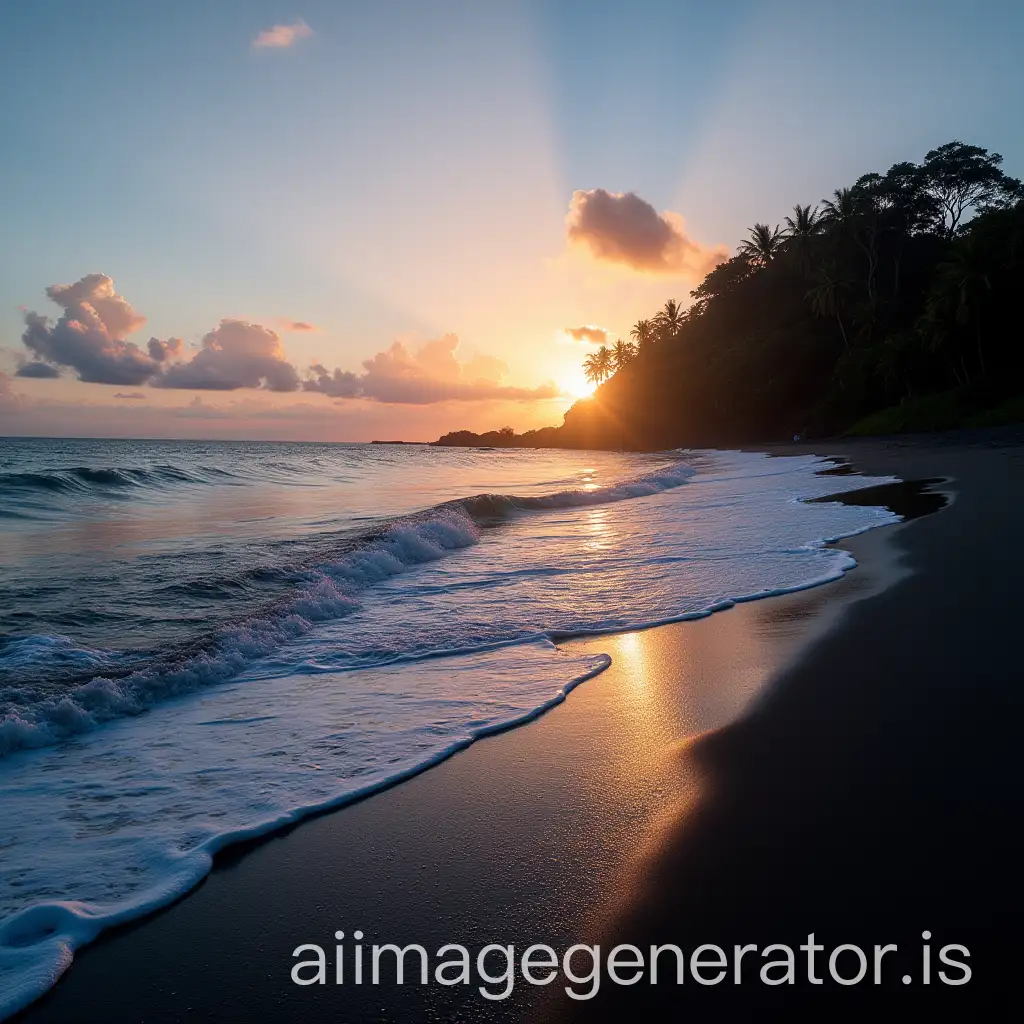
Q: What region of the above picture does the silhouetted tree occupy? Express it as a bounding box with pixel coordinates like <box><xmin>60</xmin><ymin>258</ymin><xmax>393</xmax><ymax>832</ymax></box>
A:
<box><xmin>920</xmin><ymin>235</ymin><xmax>996</xmax><ymax>380</ymax></box>
<box><xmin>630</xmin><ymin>319</ymin><xmax>655</xmax><ymax>349</ymax></box>
<box><xmin>919</xmin><ymin>142</ymin><xmax>1022</xmax><ymax>238</ymax></box>
<box><xmin>442</xmin><ymin>142</ymin><xmax>1024</xmax><ymax>452</ymax></box>
<box><xmin>689</xmin><ymin>255</ymin><xmax>755</xmax><ymax>315</ymax></box>
<box><xmin>855</xmin><ymin>162</ymin><xmax>940</xmax><ymax>297</ymax></box>
<box><xmin>583</xmin><ymin>345</ymin><xmax>614</xmax><ymax>384</ymax></box>
<box><xmin>652</xmin><ymin>299</ymin><xmax>686</xmax><ymax>341</ymax></box>
<box><xmin>821</xmin><ymin>187</ymin><xmax>879</xmax><ymax>311</ymax></box>
<box><xmin>807</xmin><ymin>266</ymin><xmax>852</xmax><ymax>348</ymax></box>
<box><xmin>820</xmin><ymin>186</ymin><xmax>858</xmax><ymax>225</ymax></box>
<box><xmin>612</xmin><ymin>339</ymin><xmax>637</xmax><ymax>371</ymax></box>
<box><xmin>783</xmin><ymin>204</ymin><xmax>822</xmax><ymax>274</ymax></box>
<box><xmin>738</xmin><ymin>223</ymin><xmax>785</xmax><ymax>266</ymax></box>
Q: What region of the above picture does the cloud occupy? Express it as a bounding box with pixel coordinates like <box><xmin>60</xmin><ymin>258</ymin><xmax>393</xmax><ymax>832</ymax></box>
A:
<box><xmin>566</xmin><ymin>189</ymin><xmax>728</xmax><ymax>277</ymax></box>
<box><xmin>304</xmin><ymin>363</ymin><xmax>361</xmax><ymax>398</ymax></box>
<box><xmin>564</xmin><ymin>325</ymin><xmax>609</xmax><ymax>345</ymax></box>
<box><xmin>20</xmin><ymin>274</ymin><xmax>161</xmax><ymax>385</ymax></box>
<box><xmin>15</xmin><ymin>360</ymin><xmax>61</xmax><ymax>378</ymax></box>
<box><xmin>154</xmin><ymin>319</ymin><xmax>301</xmax><ymax>392</ymax></box>
<box><xmin>14</xmin><ymin>276</ymin><xmax>557</xmax><ymax>406</ymax></box>
<box><xmin>113</xmin><ymin>392</ymin><xmax>146</xmax><ymax>400</ymax></box>
<box><xmin>275</xmin><ymin>319</ymin><xmax>320</xmax><ymax>333</ymax></box>
<box><xmin>17</xmin><ymin>276</ymin><xmax>300</xmax><ymax>393</ymax></box>
<box><xmin>253</xmin><ymin>19</ymin><xmax>313</xmax><ymax>49</ymax></box>
<box><xmin>147</xmin><ymin>337</ymin><xmax>184</xmax><ymax>362</ymax></box>
<box><xmin>303</xmin><ymin>333</ymin><xmax>559</xmax><ymax>405</ymax></box>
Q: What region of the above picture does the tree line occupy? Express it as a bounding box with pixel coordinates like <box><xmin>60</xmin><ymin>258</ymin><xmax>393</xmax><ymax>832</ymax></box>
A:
<box><xmin>438</xmin><ymin>141</ymin><xmax>1024</xmax><ymax>449</ymax></box>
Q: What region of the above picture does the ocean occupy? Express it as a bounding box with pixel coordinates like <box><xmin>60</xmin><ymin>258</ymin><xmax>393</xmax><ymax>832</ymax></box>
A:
<box><xmin>0</xmin><ymin>436</ymin><xmax>900</xmax><ymax>1017</ymax></box>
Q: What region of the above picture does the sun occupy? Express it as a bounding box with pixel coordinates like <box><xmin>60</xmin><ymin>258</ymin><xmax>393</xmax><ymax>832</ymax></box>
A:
<box><xmin>559</xmin><ymin>367</ymin><xmax>597</xmax><ymax>400</ymax></box>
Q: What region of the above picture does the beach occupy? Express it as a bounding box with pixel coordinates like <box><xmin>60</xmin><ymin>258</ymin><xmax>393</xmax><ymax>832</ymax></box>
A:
<box><xmin>13</xmin><ymin>431</ymin><xmax>1022</xmax><ymax>1021</ymax></box>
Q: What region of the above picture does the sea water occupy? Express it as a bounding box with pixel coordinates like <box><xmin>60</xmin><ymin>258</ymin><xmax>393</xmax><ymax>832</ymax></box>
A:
<box><xmin>0</xmin><ymin>438</ymin><xmax>899</xmax><ymax>1017</ymax></box>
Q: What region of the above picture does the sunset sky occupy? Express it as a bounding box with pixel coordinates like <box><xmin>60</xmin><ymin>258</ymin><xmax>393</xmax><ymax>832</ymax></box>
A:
<box><xmin>2</xmin><ymin>0</ymin><xmax>1022</xmax><ymax>440</ymax></box>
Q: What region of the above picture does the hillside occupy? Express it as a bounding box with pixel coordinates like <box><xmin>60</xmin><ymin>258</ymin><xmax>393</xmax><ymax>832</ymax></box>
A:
<box><xmin>437</xmin><ymin>142</ymin><xmax>1024</xmax><ymax>450</ymax></box>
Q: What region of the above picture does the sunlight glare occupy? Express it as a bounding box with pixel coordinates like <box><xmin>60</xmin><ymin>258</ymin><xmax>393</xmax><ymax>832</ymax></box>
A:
<box><xmin>559</xmin><ymin>367</ymin><xmax>597</xmax><ymax>400</ymax></box>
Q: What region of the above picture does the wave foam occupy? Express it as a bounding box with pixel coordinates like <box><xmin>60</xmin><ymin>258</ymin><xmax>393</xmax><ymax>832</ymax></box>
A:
<box><xmin>0</xmin><ymin>460</ymin><xmax>698</xmax><ymax>758</ymax></box>
<box><xmin>0</xmin><ymin>449</ymin><xmax>914</xmax><ymax>1019</ymax></box>
<box><xmin>0</xmin><ymin>643</ymin><xmax>609</xmax><ymax>1021</ymax></box>
<box><xmin>0</xmin><ymin>509</ymin><xmax>480</xmax><ymax>756</ymax></box>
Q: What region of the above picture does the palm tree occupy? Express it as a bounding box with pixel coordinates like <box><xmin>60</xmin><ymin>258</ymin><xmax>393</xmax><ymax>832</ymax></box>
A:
<box><xmin>806</xmin><ymin>266</ymin><xmax>851</xmax><ymax>348</ymax></box>
<box><xmin>783</xmin><ymin>204</ymin><xmax>822</xmax><ymax>274</ymax></box>
<box><xmin>738</xmin><ymin>223</ymin><xmax>785</xmax><ymax>266</ymax></box>
<box><xmin>612</xmin><ymin>339</ymin><xmax>637</xmax><ymax>371</ymax></box>
<box><xmin>819</xmin><ymin>188</ymin><xmax>863</xmax><ymax>233</ymax></box>
<box><xmin>652</xmin><ymin>299</ymin><xmax>685</xmax><ymax>341</ymax></box>
<box><xmin>582</xmin><ymin>345</ymin><xmax>614</xmax><ymax>385</ymax></box>
<box><xmin>925</xmin><ymin>239</ymin><xmax>993</xmax><ymax>378</ymax></box>
<box><xmin>629</xmin><ymin>319</ymin><xmax>655</xmax><ymax>349</ymax></box>
<box><xmin>821</xmin><ymin>187</ymin><xmax>878</xmax><ymax>310</ymax></box>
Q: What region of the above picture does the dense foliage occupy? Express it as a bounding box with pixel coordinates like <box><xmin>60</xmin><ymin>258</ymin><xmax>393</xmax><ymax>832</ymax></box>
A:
<box><xmin>437</xmin><ymin>142</ymin><xmax>1023</xmax><ymax>450</ymax></box>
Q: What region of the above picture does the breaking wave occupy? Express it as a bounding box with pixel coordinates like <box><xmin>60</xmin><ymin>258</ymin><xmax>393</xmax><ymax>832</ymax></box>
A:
<box><xmin>0</xmin><ymin>460</ymin><xmax>696</xmax><ymax>757</ymax></box>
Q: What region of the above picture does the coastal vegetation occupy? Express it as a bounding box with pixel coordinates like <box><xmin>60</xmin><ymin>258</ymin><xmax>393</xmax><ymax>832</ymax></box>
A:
<box><xmin>437</xmin><ymin>141</ymin><xmax>1024</xmax><ymax>449</ymax></box>
<box><xmin>582</xmin><ymin>338</ymin><xmax>638</xmax><ymax>385</ymax></box>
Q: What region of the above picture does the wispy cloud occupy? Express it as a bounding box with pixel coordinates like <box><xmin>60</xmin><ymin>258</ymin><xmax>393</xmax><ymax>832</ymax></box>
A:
<box><xmin>253</xmin><ymin>19</ymin><xmax>313</xmax><ymax>50</ymax></box>
<box><xmin>564</xmin><ymin>325</ymin><xmax>609</xmax><ymax>345</ymax></box>
<box><xmin>566</xmin><ymin>189</ymin><xmax>728</xmax><ymax>279</ymax></box>
<box><xmin>274</xmin><ymin>318</ymin><xmax>320</xmax><ymax>332</ymax></box>
<box><xmin>304</xmin><ymin>334</ymin><xmax>560</xmax><ymax>405</ymax></box>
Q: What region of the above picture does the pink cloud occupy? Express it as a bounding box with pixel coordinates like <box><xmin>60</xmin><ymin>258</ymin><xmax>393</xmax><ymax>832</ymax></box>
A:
<box><xmin>304</xmin><ymin>333</ymin><xmax>559</xmax><ymax>405</ymax></box>
<box><xmin>14</xmin><ymin>276</ymin><xmax>557</xmax><ymax>408</ymax></box>
<box><xmin>17</xmin><ymin>276</ymin><xmax>301</xmax><ymax>393</ymax></box>
<box><xmin>155</xmin><ymin>319</ymin><xmax>300</xmax><ymax>392</ymax></box>
<box><xmin>566</xmin><ymin>189</ymin><xmax>728</xmax><ymax>278</ymax></box>
<box><xmin>20</xmin><ymin>274</ymin><xmax>160</xmax><ymax>385</ymax></box>
<box><xmin>253</xmin><ymin>20</ymin><xmax>313</xmax><ymax>50</ymax></box>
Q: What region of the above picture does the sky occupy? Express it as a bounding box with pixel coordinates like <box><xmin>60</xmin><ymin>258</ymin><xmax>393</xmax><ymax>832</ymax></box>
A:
<box><xmin>2</xmin><ymin>0</ymin><xmax>1022</xmax><ymax>441</ymax></box>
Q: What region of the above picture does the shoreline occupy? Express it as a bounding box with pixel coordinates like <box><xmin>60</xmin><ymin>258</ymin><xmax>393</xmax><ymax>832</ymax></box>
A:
<box><xmin>13</xmin><ymin>432</ymin><xmax>1021</xmax><ymax>1021</ymax></box>
<box><xmin>554</xmin><ymin>432</ymin><xmax>1022</xmax><ymax>1019</ymax></box>
<box><xmin>16</xmin><ymin>562</ymin><xmax>889</xmax><ymax>1023</ymax></box>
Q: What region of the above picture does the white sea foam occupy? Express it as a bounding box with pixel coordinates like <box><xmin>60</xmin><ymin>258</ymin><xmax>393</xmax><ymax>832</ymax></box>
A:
<box><xmin>0</xmin><ymin>642</ymin><xmax>609</xmax><ymax>1019</ymax></box>
<box><xmin>0</xmin><ymin>510</ymin><xmax>481</xmax><ymax>755</ymax></box>
<box><xmin>0</xmin><ymin>449</ymin><xmax>906</xmax><ymax>1019</ymax></box>
<box><xmin>0</xmin><ymin>461</ymin><xmax>697</xmax><ymax>757</ymax></box>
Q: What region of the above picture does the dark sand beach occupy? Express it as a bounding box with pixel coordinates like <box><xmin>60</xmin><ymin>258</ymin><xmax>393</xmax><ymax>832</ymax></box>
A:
<box><xmin>16</xmin><ymin>431</ymin><xmax>1023</xmax><ymax>1022</ymax></box>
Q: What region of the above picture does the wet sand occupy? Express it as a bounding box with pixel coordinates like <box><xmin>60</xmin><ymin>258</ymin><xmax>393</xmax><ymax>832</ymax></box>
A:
<box><xmin>551</xmin><ymin>431</ymin><xmax>1023</xmax><ymax>1020</ymax></box>
<box><xmin>15</xmin><ymin>431</ymin><xmax>1022</xmax><ymax>1022</ymax></box>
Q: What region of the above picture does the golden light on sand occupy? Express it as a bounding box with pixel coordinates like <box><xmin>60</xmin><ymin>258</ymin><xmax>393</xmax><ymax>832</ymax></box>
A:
<box><xmin>559</xmin><ymin>368</ymin><xmax>597</xmax><ymax>400</ymax></box>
